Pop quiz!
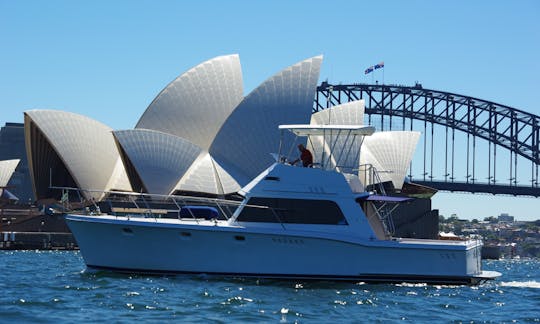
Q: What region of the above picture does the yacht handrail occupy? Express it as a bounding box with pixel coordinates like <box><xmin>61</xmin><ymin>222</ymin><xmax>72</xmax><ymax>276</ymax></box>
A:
<box><xmin>50</xmin><ymin>186</ymin><xmax>245</xmax><ymax>206</ymax></box>
<box><xmin>358</xmin><ymin>164</ymin><xmax>387</xmax><ymax>195</ymax></box>
<box><xmin>49</xmin><ymin>186</ymin><xmax>291</xmax><ymax>228</ymax></box>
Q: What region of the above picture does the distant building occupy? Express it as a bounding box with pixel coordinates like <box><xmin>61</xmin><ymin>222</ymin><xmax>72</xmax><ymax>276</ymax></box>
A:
<box><xmin>0</xmin><ymin>122</ymin><xmax>33</xmax><ymax>202</ymax></box>
<box><xmin>498</xmin><ymin>213</ymin><xmax>514</xmax><ymax>223</ymax></box>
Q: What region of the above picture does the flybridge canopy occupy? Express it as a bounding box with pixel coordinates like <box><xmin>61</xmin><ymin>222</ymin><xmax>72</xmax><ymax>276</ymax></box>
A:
<box><xmin>279</xmin><ymin>124</ymin><xmax>375</xmax><ymax>137</ymax></box>
<box><xmin>278</xmin><ymin>124</ymin><xmax>376</xmax><ymax>173</ymax></box>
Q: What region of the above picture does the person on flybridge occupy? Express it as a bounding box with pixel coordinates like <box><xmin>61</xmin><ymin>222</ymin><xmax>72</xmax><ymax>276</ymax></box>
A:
<box><xmin>292</xmin><ymin>144</ymin><xmax>313</xmax><ymax>167</ymax></box>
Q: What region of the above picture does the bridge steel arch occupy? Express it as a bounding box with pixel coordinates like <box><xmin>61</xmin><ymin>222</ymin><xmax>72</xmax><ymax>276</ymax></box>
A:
<box><xmin>314</xmin><ymin>82</ymin><xmax>540</xmax><ymax>197</ymax></box>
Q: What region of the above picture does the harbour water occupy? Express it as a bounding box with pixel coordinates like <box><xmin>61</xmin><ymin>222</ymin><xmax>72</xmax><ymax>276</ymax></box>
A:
<box><xmin>0</xmin><ymin>251</ymin><xmax>538</xmax><ymax>323</ymax></box>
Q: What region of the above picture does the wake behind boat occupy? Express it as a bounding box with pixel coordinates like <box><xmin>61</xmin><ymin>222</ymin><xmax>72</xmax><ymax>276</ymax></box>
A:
<box><xmin>65</xmin><ymin>125</ymin><xmax>500</xmax><ymax>285</ymax></box>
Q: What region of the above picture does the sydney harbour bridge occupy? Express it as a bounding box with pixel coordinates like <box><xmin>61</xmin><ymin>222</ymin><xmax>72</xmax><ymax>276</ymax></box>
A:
<box><xmin>315</xmin><ymin>82</ymin><xmax>540</xmax><ymax>197</ymax></box>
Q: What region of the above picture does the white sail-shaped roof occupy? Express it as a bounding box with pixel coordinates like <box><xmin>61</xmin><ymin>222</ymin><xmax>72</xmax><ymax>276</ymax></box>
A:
<box><xmin>136</xmin><ymin>54</ymin><xmax>244</xmax><ymax>150</ymax></box>
<box><xmin>212</xmin><ymin>158</ymin><xmax>242</xmax><ymax>194</ymax></box>
<box><xmin>173</xmin><ymin>152</ymin><xmax>241</xmax><ymax>195</ymax></box>
<box><xmin>0</xmin><ymin>159</ymin><xmax>20</xmax><ymax>187</ymax></box>
<box><xmin>360</xmin><ymin>131</ymin><xmax>421</xmax><ymax>190</ymax></box>
<box><xmin>106</xmin><ymin>158</ymin><xmax>133</xmax><ymax>194</ymax></box>
<box><xmin>309</xmin><ymin>100</ymin><xmax>365</xmax><ymax>172</ymax></box>
<box><xmin>24</xmin><ymin>110</ymin><xmax>131</xmax><ymax>200</ymax></box>
<box><xmin>113</xmin><ymin>129</ymin><xmax>203</xmax><ymax>195</ymax></box>
<box><xmin>357</xmin><ymin>146</ymin><xmax>389</xmax><ymax>186</ymax></box>
<box><xmin>209</xmin><ymin>55</ymin><xmax>323</xmax><ymax>184</ymax></box>
<box><xmin>311</xmin><ymin>100</ymin><xmax>365</xmax><ymax>125</ymax></box>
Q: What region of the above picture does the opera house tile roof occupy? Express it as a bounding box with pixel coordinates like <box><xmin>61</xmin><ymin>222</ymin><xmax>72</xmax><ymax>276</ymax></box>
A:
<box><xmin>24</xmin><ymin>54</ymin><xmax>420</xmax><ymax>201</ymax></box>
<box><xmin>209</xmin><ymin>55</ymin><xmax>323</xmax><ymax>183</ymax></box>
<box><xmin>0</xmin><ymin>159</ymin><xmax>20</xmax><ymax>201</ymax></box>
<box><xmin>136</xmin><ymin>54</ymin><xmax>244</xmax><ymax>150</ymax></box>
<box><xmin>24</xmin><ymin>110</ymin><xmax>131</xmax><ymax>200</ymax></box>
<box><xmin>0</xmin><ymin>159</ymin><xmax>20</xmax><ymax>188</ymax></box>
<box><xmin>113</xmin><ymin>129</ymin><xmax>241</xmax><ymax>196</ymax></box>
<box><xmin>361</xmin><ymin>131</ymin><xmax>420</xmax><ymax>190</ymax></box>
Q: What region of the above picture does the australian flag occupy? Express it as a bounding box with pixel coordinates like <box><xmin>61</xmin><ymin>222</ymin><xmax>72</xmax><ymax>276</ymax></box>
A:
<box><xmin>364</xmin><ymin>66</ymin><xmax>374</xmax><ymax>74</ymax></box>
<box><xmin>374</xmin><ymin>61</ymin><xmax>385</xmax><ymax>70</ymax></box>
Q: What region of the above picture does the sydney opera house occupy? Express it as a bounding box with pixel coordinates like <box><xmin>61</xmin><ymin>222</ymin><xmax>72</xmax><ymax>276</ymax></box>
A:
<box><xmin>24</xmin><ymin>54</ymin><xmax>422</xmax><ymax>209</ymax></box>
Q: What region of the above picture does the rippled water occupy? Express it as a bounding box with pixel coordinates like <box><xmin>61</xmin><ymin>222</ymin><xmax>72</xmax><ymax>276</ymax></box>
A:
<box><xmin>0</xmin><ymin>251</ymin><xmax>538</xmax><ymax>322</ymax></box>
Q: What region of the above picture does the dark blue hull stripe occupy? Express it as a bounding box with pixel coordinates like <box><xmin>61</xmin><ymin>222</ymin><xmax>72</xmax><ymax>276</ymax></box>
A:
<box><xmin>86</xmin><ymin>264</ymin><xmax>488</xmax><ymax>285</ymax></box>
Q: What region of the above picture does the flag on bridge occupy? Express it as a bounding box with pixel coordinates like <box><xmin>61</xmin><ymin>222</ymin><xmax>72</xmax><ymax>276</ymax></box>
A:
<box><xmin>365</xmin><ymin>61</ymin><xmax>384</xmax><ymax>74</ymax></box>
<box><xmin>365</xmin><ymin>66</ymin><xmax>374</xmax><ymax>74</ymax></box>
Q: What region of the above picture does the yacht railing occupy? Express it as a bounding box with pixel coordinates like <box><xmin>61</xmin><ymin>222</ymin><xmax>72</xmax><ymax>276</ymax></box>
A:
<box><xmin>48</xmin><ymin>187</ymin><xmax>290</xmax><ymax>228</ymax></box>
<box><xmin>51</xmin><ymin>187</ymin><xmax>245</xmax><ymax>222</ymax></box>
<box><xmin>358</xmin><ymin>164</ymin><xmax>387</xmax><ymax>195</ymax></box>
<box><xmin>356</xmin><ymin>165</ymin><xmax>401</xmax><ymax>236</ymax></box>
<box><xmin>367</xmin><ymin>199</ymin><xmax>399</xmax><ymax>237</ymax></box>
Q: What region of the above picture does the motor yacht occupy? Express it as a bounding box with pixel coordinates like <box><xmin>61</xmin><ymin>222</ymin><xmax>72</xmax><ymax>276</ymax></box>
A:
<box><xmin>65</xmin><ymin>125</ymin><xmax>500</xmax><ymax>284</ymax></box>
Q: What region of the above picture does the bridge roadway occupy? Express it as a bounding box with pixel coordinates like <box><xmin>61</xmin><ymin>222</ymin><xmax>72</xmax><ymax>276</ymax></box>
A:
<box><xmin>413</xmin><ymin>181</ymin><xmax>540</xmax><ymax>197</ymax></box>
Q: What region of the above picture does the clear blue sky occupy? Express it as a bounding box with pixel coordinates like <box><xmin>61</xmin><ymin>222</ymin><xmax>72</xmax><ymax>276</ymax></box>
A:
<box><xmin>1</xmin><ymin>1</ymin><xmax>539</xmax><ymax>220</ymax></box>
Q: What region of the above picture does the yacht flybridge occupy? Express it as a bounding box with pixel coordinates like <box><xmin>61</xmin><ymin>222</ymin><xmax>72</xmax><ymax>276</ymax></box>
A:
<box><xmin>65</xmin><ymin>124</ymin><xmax>500</xmax><ymax>285</ymax></box>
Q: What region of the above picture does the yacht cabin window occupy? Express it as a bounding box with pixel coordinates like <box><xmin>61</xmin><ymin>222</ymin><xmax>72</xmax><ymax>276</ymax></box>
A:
<box><xmin>237</xmin><ymin>197</ymin><xmax>348</xmax><ymax>225</ymax></box>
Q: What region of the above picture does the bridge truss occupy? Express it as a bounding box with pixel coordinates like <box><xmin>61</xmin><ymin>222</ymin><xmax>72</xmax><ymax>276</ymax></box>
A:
<box><xmin>315</xmin><ymin>82</ymin><xmax>540</xmax><ymax>197</ymax></box>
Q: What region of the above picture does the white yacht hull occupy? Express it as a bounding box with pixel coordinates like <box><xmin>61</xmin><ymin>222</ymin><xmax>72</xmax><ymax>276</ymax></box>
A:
<box><xmin>66</xmin><ymin>214</ymin><xmax>497</xmax><ymax>285</ymax></box>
